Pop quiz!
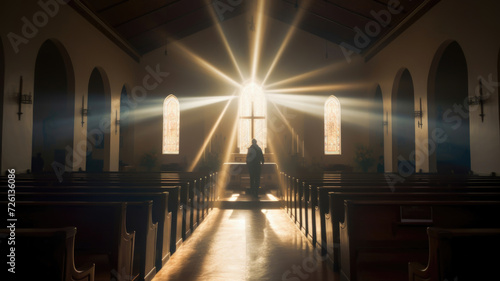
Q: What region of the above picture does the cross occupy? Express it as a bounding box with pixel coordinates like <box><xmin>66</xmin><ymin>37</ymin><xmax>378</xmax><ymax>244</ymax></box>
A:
<box><xmin>240</xmin><ymin>101</ymin><xmax>265</xmax><ymax>140</ymax></box>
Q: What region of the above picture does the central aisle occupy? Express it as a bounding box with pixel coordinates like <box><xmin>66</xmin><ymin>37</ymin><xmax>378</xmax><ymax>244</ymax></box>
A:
<box><xmin>152</xmin><ymin>208</ymin><xmax>338</xmax><ymax>281</ymax></box>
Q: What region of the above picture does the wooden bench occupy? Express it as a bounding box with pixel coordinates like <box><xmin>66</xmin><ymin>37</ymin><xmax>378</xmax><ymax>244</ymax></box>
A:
<box><xmin>13</xmin><ymin>185</ymin><xmax>182</xmax><ymax>255</ymax></box>
<box><xmin>9</xmin><ymin>191</ymin><xmax>170</xmax><ymax>274</ymax></box>
<box><xmin>0</xmin><ymin>227</ymin><xmax>95</xmax><ymax>281</ymax></box>
<box><xmin>7</xmin><ymin>201</ymin><xmax>135</xmax><ymax>281</ymax></box>
<box><xmin>409</xmin><ymin>227</ymin><xmax>500</xmax><ymax>281</ymax></box>
<box><xmin>280</xmin><ymin>171</ymin><xmax>500</xmax><ymax>250</ymax></box>
<box><xmin>327</xmin><ymin>191</ymin><xmax>500</xmax><ymax>271</ymax></box>
<box><xmin>315</xmin><ymin>185</ymin><xmax>500</xmax><ymax>258</ymax></box>
<box><xmin>13</xmin><ymin>172</ymin><xmax>216</xmax><ymax>249</ymax></box>
<box><xmin>339</xmin><ymin>200</ymin><xmax>500</xmax><ymax>281</ymax></box>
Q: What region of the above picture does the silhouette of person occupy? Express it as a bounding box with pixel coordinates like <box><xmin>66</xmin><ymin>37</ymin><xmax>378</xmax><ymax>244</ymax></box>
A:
<box><xmin>246</xmin><ymin>139</ymin><xmax>264</xmax><ymax>198</ymax></box>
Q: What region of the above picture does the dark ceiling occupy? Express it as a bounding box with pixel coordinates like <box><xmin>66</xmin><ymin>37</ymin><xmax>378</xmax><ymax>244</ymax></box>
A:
<box><xmin>70</xmin><ymin>0</ymin><xmax>439</xmax><ymax>58</ymax></box>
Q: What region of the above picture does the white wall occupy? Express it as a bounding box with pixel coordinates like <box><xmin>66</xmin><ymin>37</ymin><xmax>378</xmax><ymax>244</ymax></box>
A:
<box><xmin>363</xmin><ymin>0</ymin><xmax>500</xmax><ymax>174</ymax></box>
<box><xmin>0</xmin><ymin>0</ymin><xmax>140</xmax><ymax>173</ymax></box>
<box><xmin>1</xmin><ymin>0</ymin><xmax>499</xmax><ymax>175</ymax></box>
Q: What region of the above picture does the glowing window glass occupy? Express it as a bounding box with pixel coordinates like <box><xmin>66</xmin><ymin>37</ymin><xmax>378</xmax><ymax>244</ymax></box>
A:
<box><xmin>239</xmin><ymin>83</ymin><xmax>266</xmax><ymax>154</ymax></box>
<box><xmin>163</xmin><ymin>95</ymin><xmax>180</xmax><ymax>154</ymax></box>
<box><xmin>325</xmin><ymin>95</ymin><xmax>341</xmax><ymax>155</ymax></box>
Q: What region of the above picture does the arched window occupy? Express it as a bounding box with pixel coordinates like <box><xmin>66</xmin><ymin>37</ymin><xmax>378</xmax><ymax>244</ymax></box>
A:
<box><xmin>325</xmin><ymin>95</ymin><xmax>341</xmax><ymax>155</ymax></box>
<box><xmin>239</xmin><ymin>82</ymin><xmax>266</xmax><ymax>154</ymax></box>
<box><xmin>163</xmin><ymin>95</ymin><xmax>179</xmax><ymax>154</ymax></box>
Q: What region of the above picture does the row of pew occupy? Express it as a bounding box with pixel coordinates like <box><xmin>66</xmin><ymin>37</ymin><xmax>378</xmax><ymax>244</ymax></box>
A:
<box><xmin>279</xmin><ymin>172</ymin><xmax>500</xmax><ymax>281</ymax></box>
<box><xmin>0</xmin><ymin>171</ymin><xmax>218</xmax><ymax>281</ymax></box>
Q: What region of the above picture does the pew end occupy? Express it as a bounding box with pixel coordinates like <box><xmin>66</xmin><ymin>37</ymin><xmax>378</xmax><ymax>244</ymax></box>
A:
<box><xmin>408</xmin><ymin>261</ymin><xmax>430</xmax><ymax>281</ymax></box>
<box><xmin>0</xmin><ymin>227</ymin><xmax>96</xmax><ymax>281</ymax></box>
<box><xmin>409</xmin><ymin>227</ymin><xmax>500</xmax><ymax>281</ymax></box>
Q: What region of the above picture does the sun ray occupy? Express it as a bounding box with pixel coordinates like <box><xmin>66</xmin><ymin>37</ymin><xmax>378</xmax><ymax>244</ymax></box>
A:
<box><xmin>261</xmin><ymin>1</ymin><xmax>311</xmax><ymax>85</ymax></box>
<box><xmin>266</xmin><ymin>128</ymin><xmax>287</xmax><ymax>170</ymax></box>
<box><xmin>216</xmin><ymin>113</ymin><xmax>240</xmax><ymax>197</ymax></box>
<box><xmin>265</xmin><ymin>62</ymin><xmax>345</xmax><ymax>89</ymax></box>
<box><xmin>250</xmin><ymin>0</ymin><xmax>267</xmax><ymax>80</ymax></box>
<box><xmin>205</xmin><ymin>0</ymin><xmax>245</xmax><ymax>81</ymax></box>
<box><xmin>171</xmin><ymin>42</ymin><xmax>242</xmax><ymax>88</ymax></box>
<box><xmin>179</xmin><ymin>96</ymin><xmax>235</xmax><ymax>111</ymax></box>
<box><xmin>269</xmin><ymin>100</ymin><xmax>294</xmax><ymax>134</ymax></box>
<box><xmin>266</xmin><ymin>84</ymin><xmax>360</xmax><ymax>93</ymax></box>
<box><xmin>267</xmin><ymin>93</ymin><xmax>325</xmax><ymax>118</ymax></box>
<box><xmin>188</xmin><ymin>93</ymin><xmax>237</xmax><ymax>172</ymax></box>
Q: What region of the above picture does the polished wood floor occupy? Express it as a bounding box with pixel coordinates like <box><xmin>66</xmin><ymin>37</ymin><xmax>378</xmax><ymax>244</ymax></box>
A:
<box><xmin>153</xmin><ymin>195</ymin><xmax>339</xmax><ymax>281</ymax></box>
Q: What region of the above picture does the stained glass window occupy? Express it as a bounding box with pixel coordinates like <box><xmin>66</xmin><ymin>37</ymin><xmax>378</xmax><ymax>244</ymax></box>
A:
<box><xmin>163</xmin><ymin>94</ymin><xmax>179</xmax><ymax>154</ymax></box>
<box><xmin>239</xmin><ymin>83</ymin><xmax>266</xmax><ymax>154</ymax></box>
<box><xmin>325</xmin><ymin>95</ymin><xmax>341</xmax><ymax>155</ymax></box>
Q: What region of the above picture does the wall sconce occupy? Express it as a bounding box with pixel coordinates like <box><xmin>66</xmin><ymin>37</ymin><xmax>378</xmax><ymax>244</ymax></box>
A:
<box><xmin>115</xmin><ymin>110</ymin><xmax>120</xmax><ymax>134</ymax></box>
<box><xmin>467</xmin><ymin>80</ymin><xmax>485</xmax><ymax>122</ymax></box>
<box><xmin>382</xmin><ymin>111</ymin><xmax>388</xmax><ymax>126</ymax></box>
<box><xmin>383</xmin><ymin>111</ymin><xmax>388</xmax><ymax>135</ymax></box>
<box><xmin>20</xmin><ymin>93</ymin><xmax>32</xmax><ymax>104</ymax></box>
<box><xmin>17</xmin><ymin>76</ymin><xmax>32</xmax><ymax>120</ymax></box>
<box><xmin>81</xmin><ymin>96</ymin><xmax>89</xmax><ymax>127</ymax></box>
<box><xmin>414</xmin><ymin>98</ymin><xmax>423</xmax><ymax>129</ymax></box>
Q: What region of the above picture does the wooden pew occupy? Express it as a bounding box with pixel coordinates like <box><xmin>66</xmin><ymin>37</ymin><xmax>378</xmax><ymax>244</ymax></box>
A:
<box><xmin>281</xmin><ymin>171</ymin><xmax>500</xmax><ymax>251</ymax></box>
<box><xmin>9</xmin><ymin>171</ymin><xmax>217</xmax><ymax>255</ymax></box>
<box><xmin>315</xmin><ymin>185</ymin><xmax>500</xmax><ymax>258</ymax></box>
<box><xmin>408</xmin><ymin>227</ymin><xmax>500</xmax><ymax>281</ymax></box>
<box><xmin>280</xmin><ymin>171</ymin><xmax>500</xmax><ymax>239</ymax></box>
<box><xmin>339</xmin><ymin>200</ymin><xmax>500</xmax><ymax>281</ymax></box>
<box><xmin>283</xmin><ymin>172</ymin><xmax>500</xmax><ymax>212</ymax></box>
<box><xmin>13</xmin><ymin>184</ymin><xmax>182</xmax><ymax>256</ymax></box>
<box><xmin>10</xmin><ymin>191</ymin><xmax>170</xmax><ymax>274</ymax></box>
<box><xmin>13</xmin><ymin>172</ymin><xmax>215</xmax><ymax>250</ymax></box>
<box><xmin>0</xmin><ymin>227</ymin><xmax>95</xmax><ymax>281</ymax></box>
<box><xmin>126</xmin><ymin>201</ymin><xmax>157</xmax><ymax>281</ymax></box>
<box><xmin>327</xmin><ymin>191</ymin><xmax>500</xmax><ymax>271</ymax></box>
<box><xmin>5</xmin><ymin>201</ymin><xmax>135</xmax><ymax>281</ymax></box>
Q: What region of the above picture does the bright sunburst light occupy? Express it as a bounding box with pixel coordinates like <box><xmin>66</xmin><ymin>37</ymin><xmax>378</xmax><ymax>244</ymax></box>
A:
<box><xmin>145</xmin><ymin>0</ymin><xmax>369</xmax><ymax>178</ymax></box>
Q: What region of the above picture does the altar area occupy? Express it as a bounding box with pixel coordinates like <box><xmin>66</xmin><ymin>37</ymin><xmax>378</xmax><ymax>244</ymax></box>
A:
<box><xmin>221</xmin><ymin>153</ymin><xmax>279</xmax><ymax>194</ymax></box>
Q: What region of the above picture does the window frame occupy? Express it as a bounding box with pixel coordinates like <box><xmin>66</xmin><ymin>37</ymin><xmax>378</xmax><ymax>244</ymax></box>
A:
<box><xmin>162</xmin><ymin>94</ymin><xmax>180</xmax><ymax>154</ymax></box>
<box><xmin>324</xmin><ymin>95</ymin><xmax>341</xmax><ymax>155</ymax></box>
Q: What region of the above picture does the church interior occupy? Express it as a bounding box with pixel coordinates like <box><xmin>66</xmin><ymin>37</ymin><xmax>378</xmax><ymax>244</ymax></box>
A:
<box><xmin>1</xmin><ymin>0</ymin><xmax>500</xmax><ymax>280</ymax></box>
